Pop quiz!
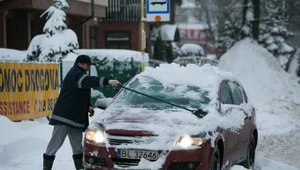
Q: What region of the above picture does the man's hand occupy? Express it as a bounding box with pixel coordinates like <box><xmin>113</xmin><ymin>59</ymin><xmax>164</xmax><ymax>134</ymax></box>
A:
<box><xmin>89</xmin><ymin>106</ymin><xmax>95</xmax><ymax>117</ymax></box>
<box><xmin>108</xmin><ymin>80</ymin><xmax>122</xmax><ymax>88</ymax></box>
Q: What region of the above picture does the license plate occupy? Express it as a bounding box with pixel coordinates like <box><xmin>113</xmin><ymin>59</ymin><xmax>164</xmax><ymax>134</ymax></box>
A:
<box><xmin>117</xmin><ymin>149</ymin><xmax>159</xmax><ymax>161</ymax></box>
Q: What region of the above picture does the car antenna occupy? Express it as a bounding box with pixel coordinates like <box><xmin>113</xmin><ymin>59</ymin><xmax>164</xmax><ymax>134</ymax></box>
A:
<box><xmin>120</xmin><ymin>85</ymin><xmax>195</xmax><ymax>112</ymax></box>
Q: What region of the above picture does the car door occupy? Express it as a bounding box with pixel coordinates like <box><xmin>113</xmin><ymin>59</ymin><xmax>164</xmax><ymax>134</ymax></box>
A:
<box><xmin>219</xmin><ymin>81</ymin><xmax>241</xmax><ymax>163</ymax></box>
<box><xmin>228</xmin><ymin>81</ymin><xmax>253</xmax><ymax>161</ymax></box>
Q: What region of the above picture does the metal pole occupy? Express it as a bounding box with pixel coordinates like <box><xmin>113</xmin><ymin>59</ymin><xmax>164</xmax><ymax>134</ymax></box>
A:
<box><xmin>141</xmin><ymin>0</ymin><xmax>145</xmax><ymax>72</ymax></box>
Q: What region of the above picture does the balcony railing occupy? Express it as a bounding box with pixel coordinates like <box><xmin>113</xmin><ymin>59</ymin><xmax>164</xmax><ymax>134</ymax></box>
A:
<box><xmin>71</xmin><ymin>0</ymin><xmax>108</xmax><ymax>6</ymax></box>
<box><xmin>104</xmin><ymin>0</ymin><xmax>141</xmax><ymax>22</ymax></box>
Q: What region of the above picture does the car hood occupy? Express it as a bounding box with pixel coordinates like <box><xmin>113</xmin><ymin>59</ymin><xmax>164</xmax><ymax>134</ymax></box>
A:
<box><xmin>93</xmin><ymin>107</ymin><xmax>202</xmax><ymax>150</ymax></box>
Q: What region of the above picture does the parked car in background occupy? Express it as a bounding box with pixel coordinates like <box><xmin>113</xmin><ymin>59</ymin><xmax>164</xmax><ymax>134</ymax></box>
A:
<box><xmin>173</xmin><ymin>56</ymin><xmax>219</xmax><ymax>67</ymax></box>
<box><xmin>83</xmin><ymin>64</ymin><xmax>257</xmax><ymax>170</ymax></box>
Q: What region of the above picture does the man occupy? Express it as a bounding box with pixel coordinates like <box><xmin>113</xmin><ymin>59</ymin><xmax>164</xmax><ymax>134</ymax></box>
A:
<box><xmin>43</xmin><ymin>55</ymin><xmax>122</xmax><ymax>170</ymax></box>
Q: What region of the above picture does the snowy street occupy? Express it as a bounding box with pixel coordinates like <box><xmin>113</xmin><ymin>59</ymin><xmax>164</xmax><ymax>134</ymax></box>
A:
<box><xmin>1</xmin><ymin>39</ymin><xmax>300</xmax><ymax>170</ymax></box>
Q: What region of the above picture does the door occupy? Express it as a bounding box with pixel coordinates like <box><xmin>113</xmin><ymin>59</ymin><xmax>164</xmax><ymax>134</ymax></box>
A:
<box><xmin>228</xmin><ymin>81</ymin><xmax>253</xmax><ymax>161</ymax></box>
<box><xmin>219</xmin><ymin>81</ymin><xmax>241</xmax><ymax>163</ymax></box>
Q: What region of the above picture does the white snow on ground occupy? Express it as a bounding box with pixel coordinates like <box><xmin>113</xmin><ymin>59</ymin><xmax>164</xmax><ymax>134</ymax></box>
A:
<box><xmin>219</xmin><ymin>38</ymin><xmax>300</xmax><ymax>169</ymax></box>
<box><xmin>1</xmin><ymin>38</ymin><xmax>300</xmax><ymax>169</ymax></box>
<box><xmin>0</xmin><ymin>48</ymin><xmax>26</xmax><ymax>61</ymax></box>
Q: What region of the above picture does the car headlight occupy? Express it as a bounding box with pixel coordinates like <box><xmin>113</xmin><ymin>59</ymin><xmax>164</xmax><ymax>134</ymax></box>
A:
<box><xmin>175</xmin><ymin>134</ymin><xmax>204</xmax><ymax>148</ymax></box>
<box><xmin>85</xmin><ymin>124</ymin><xmax>106</xmax><ymax>145</ymax></box>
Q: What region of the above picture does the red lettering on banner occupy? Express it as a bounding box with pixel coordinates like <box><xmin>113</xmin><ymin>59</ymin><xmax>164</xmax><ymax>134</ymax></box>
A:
<box><xmin>179</xmin><ymin>29</ymin><xmax>213</xmax><ymax>44</ymax></box>
<box><xmin>0</xmin><ymin>101</ymin><xmax>30</xmax><ymax>116</ymax></box>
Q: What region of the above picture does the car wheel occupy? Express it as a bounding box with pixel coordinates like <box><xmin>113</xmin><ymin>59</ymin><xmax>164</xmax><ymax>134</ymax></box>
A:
<box><xmin>210</xmin><ymin>146</ymin><xmax>221</xmax><ymax>170</ymax></box>
<box><xmin>243</xmin><ymin>134</ymin><xmax>256</xmax><ymax>169</ymax></box>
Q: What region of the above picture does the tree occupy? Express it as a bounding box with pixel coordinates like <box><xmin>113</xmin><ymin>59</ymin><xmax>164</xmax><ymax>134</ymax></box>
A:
<box><xmin>259</xmin><ymin>0</ymin><xmax>294</xmax><ymax>70</ymax></box>
<box><xmin>251</xmin><ymin>0</ymin><xmax>260</xmax><ymax>40</ymax></box>
<box><xmin>165</xmin><ymin>42</ymin><xmax>174</xmax><ymax>63</ymax></box>
<box><xmin>25</xmin><ymin>0</ymin><xmax>79</xmax><ymax>62</ymax></box>
<box><xmin>153</xmin><ymin>35</ymin><xmax>165</xmax><ymax>61</ymax></box>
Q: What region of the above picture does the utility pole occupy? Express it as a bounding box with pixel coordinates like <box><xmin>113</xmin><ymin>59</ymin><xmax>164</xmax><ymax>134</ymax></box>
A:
<box><xmin>141</xmin><ymin>0</ymin><xmax>146</xmax><ymax>72</ymax></box>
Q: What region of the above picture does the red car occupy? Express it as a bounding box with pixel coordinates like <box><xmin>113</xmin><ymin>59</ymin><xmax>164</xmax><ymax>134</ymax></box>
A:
<box><xmin>83</xmin><ymin>65</ymin><xmax>257</xmax><ymax>170</ymax></box>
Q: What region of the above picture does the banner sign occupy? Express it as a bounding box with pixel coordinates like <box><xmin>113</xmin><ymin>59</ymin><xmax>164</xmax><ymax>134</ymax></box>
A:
<box><xmin>179</xmin><ymin>29</ymin><xmax>213</xmax><ymax>44</ymax></box>
<box><xmin>0</xmin><ymin>62</ymin><xmax>59</xmax><ymax>121</ymax></box>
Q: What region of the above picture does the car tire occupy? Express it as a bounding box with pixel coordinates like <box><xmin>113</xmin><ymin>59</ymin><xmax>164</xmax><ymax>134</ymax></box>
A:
<box><xmin>243</xmin><ymin>134</ymin><xmax>256</xmax><ymax>169</ymax></box>
<box><xmin>210</xmin><ymin>146</ymin><xmax>221</xmax><ymax>170</ymax></box>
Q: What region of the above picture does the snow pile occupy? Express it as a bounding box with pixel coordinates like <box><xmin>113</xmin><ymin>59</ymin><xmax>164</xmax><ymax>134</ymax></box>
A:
<box><xmin>180</xmin><ymin>43</ymin><xmax>205</xmax><ymax>56</ymax></box>
<box><xmin>72</xmin><ymin>49</ymin><xmax>149</xmax><ymax>63</ymax></box>
<box><xmin>219</xmin><ymin>38</ymin><xmax>300</xmax><ymax>168</ymax></box>
<box><xmin>0</xmin><ymin>116</ymin><xmax>46</xmax><ymax>166</ymax></box>
<box><xmin>219</xmin><ymin>38</ymin><xmax>300</xmax><ymax>106</ymax></box>
<box><xmin>0</xmin><ymin>48</ymin><xmax>26</xmax><ymax>61</ymax></box>
<box><xmin>27</xmin><ymin>30</ymin><xmax>78</xmax><ymax>62</ymax></box>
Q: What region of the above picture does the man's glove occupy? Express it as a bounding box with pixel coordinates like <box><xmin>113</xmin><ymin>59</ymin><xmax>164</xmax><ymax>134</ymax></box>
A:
<box><xmin>108</xmin><ymin>80</ymin><xmax>122</xmax><ymax>88</ymax></box>
<box><xmin>89</xmin><ymin>106</ymin><xmax>95</xmax><ymax>117</ymax></box>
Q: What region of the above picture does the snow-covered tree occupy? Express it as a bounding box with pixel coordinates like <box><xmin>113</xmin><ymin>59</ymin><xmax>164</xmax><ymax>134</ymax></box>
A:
<box><xmin>218</xmin><ymin>19</ymin><xmax>241</xmax><ymax>51</ymax></box>
<box><xmin>259</xmin><ymin>0</ymin><xmax>294</xmax><ymax>70</ymax></box>
<box><xmin>25</xmin><ymin>0</ymin><xmax>79</xmax><ymax>62</ymax></box>
<box><xmin>41</xmin><ymin>0</ymin><xmax>69</xmax><ymax>36</ymax></box>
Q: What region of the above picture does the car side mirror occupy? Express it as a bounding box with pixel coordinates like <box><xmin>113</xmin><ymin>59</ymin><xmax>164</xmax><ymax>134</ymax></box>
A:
<box><xmin>95</xmin><ymin>98</ymin><xmax>113</xmax><ymax>110</ymax></box>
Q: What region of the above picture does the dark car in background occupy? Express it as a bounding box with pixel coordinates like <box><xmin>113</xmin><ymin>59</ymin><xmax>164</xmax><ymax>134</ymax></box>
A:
<box><xmin>83</xmin><ymin>64</ymin><xmax>257</xmax><ymax>170</ymax></box>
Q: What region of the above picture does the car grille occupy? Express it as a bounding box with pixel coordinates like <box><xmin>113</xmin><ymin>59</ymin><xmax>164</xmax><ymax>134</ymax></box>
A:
<box><xmin>107</xmin><ymin>135</ymin><xmax>154</xmax><ymax>146</ymax></box>
<box><xmin>108</xmin><ymin>138</ymin><xmax>134</xmax><ymax>145</ymax></box>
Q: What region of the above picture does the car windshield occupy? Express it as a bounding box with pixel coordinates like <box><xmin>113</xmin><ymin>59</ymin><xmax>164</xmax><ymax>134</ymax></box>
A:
<box><xmin>113</xmin><ymin>77</ymin><xmax>210</xmax><ymax>110</ymax></box>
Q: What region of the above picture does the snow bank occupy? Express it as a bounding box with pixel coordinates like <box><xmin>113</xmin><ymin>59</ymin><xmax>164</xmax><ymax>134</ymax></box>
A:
<box><xmin>0</xmin><ymin>48</ymin><xmax>26</xmax><ymax>61</ymax></box>
<box><xmin>219</xmin><ymin>38</ymin><xmax>300</xmax><ymax>168</ymax></box>
<box><xmin>0</xmin><ymin>116</ymin><xmax>46</xmax><ymax>166</ymax></box>
<box><xmin>219</xmin><ymin>38</ymin><xmax>300</xmax><ymax>106</ymax></box>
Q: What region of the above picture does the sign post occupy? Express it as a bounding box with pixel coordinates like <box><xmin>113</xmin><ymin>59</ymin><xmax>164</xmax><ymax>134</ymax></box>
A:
<box><xmin>141</xmin><ymin>0</ymin><xmax>146</xmax><ymax>72</ymax></box>
<box><xmin>146</xmin><ymin>0</ymin><xmax>170</xmax><ymax>22</ymax></box>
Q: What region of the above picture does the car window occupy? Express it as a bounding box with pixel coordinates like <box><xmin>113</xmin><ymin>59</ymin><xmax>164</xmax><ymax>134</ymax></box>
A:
<box><xmin>220</xmin><ymin>82</ymin><xmax>233</xmax><ymax>104</ymax></box>
<box><xmin>228</xmin><ymin>82</ymin><xmax>244</xmax><ymax>105</ymax></box>
<box><xmin>113</xmin><ymin>77</ymin><xmax>210</xmax><ymax>110</ymax></box>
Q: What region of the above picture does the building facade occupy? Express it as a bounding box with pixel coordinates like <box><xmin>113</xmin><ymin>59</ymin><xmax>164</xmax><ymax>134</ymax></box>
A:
<box><xmin>0</xmin><ymin>0</ymin><xmax>107</xmax><ymax>50</ymax></box>
<box><xmin>0</xmin><ymin>0</ymin><xmax>177</xmax><ymax>55</ymax></box>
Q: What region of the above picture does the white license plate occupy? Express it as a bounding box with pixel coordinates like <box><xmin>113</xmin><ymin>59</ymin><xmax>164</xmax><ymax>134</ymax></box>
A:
<box><xmin>117</xmin><ymin>149</ymin><xmax>159</xmax><ymax>161</ymax></box>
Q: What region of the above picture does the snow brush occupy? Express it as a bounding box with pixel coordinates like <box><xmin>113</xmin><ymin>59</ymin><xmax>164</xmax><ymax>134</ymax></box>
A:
<box><xmin>120</xmin><ymin>85</ymin><xmax>194</xmax><ymax>112</ymax></box>
<box><xmin>119</xmin><ymin>85</ymin><xmax>208</xmax><ymax>118</ymax></box>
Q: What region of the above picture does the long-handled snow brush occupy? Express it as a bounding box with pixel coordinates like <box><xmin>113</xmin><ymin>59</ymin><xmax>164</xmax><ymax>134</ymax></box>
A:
<box><xmin>120</xmin><ymin>85</ymin><xmax>207</xmax><ymax>118</ymax></box>
<box><xmin>120</xmin><ymin>85</ymin><xmax>194</xmax><ymax>112</ymax></box>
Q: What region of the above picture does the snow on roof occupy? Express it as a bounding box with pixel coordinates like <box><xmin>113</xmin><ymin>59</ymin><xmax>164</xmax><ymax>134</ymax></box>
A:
<box><xmin>181</xmin><ymin>0</ymin><xmax>199</xmax><ymax>8</ymax></box>
<box><xmin>219</xmin><ymin>38</ymin><xmax>300</xmax><ymax>106</ymax></box>
<box><xmin>151</xmin><ymin>24</ymin><xmax>178</xmax><ymax>41</ymax></box>
<box><xmin>63</xmin><ymin>49</ymin><xmax>149</xmax><ymax>63</ymax></box>
<box><xmin>160</xmin><ymin>24</ymin><xmax>178</xmax><ymax>41</ymax></box>
<box><xmin>177</xmin><ymin>23</ymin><xmax>209</xmax><ymax>30</ymax></box>
<box><xmin>0</xmin><ymin>48</ymin><xmax>26</xmax><ymax>61</ymax></box>
<box><xmin>133</xmin><ymin>63</ymin><xmax>238</xmax><ymax>110</ymax></box>
<box><xmin>180</xmin><ymin>43</ymin><xmax>205</xmax><ymax>55</ymax></box>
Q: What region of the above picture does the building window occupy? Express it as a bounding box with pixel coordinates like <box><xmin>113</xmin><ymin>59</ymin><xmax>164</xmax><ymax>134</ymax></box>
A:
<box><xmin>105</xmin><ymin>31</ymin><xmax>131</xmax><ymax>49</ymax></box>
<box><xmin>90</xmin><ymin>27</ymin><xmax>97</xmax><ymax>49</ymax></box>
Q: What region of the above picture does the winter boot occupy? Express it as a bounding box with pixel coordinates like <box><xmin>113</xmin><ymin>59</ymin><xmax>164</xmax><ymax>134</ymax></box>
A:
<box><xmin>43</xmin><ymin>154</ymin><xmax>55</xmax><ymax>170</ymax></box>
<box><xmin>73</xmin><ymin>154</ymin><xmax>84</xmax><ymax>170</ymax></box>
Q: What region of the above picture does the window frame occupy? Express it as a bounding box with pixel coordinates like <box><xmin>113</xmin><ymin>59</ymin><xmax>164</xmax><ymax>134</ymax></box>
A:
<box><xmin>105</xmin><ymin>31</ymin><xmax>131</xmax><ymax>49</ymax></box>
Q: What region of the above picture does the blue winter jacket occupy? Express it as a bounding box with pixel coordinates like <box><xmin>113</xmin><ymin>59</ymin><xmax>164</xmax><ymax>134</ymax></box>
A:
<box><xmin>49</xmin><ymin>65</ymin><xmax>109</xmax><ymax>131</ymax></box>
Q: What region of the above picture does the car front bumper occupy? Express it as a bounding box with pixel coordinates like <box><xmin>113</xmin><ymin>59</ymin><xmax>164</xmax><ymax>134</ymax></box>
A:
<box><xmin>83</xmin><ymin>141</ymin><xmax>214</xmax><ymax>170</ymax></box>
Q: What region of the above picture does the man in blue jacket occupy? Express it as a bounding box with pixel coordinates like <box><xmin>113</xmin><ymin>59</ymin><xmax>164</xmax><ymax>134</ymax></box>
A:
<box><xmin>43</xmin><ymin>55</ymin><xmax>121</xmax><ymax>170</ymax></box>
